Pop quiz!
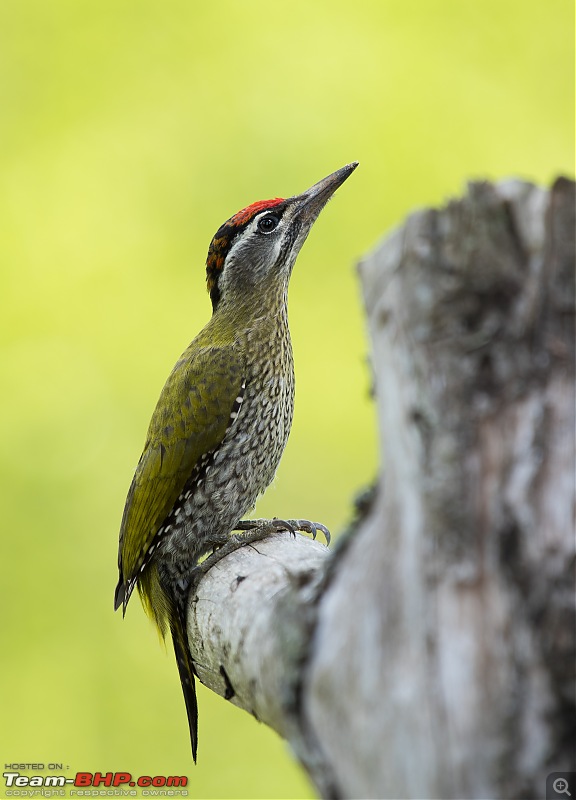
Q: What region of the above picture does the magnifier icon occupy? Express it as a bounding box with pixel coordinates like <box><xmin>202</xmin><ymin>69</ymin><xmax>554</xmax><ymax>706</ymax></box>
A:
<box><xmin>554</xmin><ymin>778</ymin><xmax>571</xmax><ymax>796</ymax></box>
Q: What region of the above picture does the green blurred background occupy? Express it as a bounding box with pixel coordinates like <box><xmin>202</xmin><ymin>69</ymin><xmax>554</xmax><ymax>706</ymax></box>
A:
<box><xmin>0</xmin><ymin>1</ymin><xmax>573</xmax><ymax>797</ymax></box>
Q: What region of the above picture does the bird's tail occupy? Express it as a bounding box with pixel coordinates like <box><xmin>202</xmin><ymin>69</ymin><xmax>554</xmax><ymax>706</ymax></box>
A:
<box><xmin>170</xmin><ymin>603</ymin><xmax>199</xmax><ymax>763</ymax></box>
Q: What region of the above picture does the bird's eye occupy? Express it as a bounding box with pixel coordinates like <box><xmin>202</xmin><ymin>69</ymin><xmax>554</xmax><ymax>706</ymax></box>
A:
<box><xmin>257</xmin><ymin>214</ymin><xmax>279</xmax><ymax>233</ymax></box>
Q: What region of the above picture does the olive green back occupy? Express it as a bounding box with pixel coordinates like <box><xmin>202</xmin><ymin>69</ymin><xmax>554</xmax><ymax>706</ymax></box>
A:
<box><xmin>118</xmin><ymin>340</ymin><xmax>244</xmax><ymax>593</ymax></box>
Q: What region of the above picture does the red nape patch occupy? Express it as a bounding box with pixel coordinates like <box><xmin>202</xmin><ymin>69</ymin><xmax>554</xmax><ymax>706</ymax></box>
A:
<box><xmin>231</xmin><ymin>197</ymin><xmax>285</xmax><ymax>226</ymax></box>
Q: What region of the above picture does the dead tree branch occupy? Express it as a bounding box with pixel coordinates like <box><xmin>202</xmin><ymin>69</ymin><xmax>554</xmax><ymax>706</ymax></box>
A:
<box><xmin>188</xmin><ymin>177</ymin><xmax>575</xmax><ymax>800</ymax></box>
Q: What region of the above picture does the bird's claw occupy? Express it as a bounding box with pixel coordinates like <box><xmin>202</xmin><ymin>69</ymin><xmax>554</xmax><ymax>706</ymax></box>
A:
<box><xmin>271</xmin><ymin>518</ymin><xmax>297</xmax><ymax>537</ymax></box>
<box><xmin>287</xmin><ymin>519</ymin><xmax>331</xmax><ymax>545</ymax></box>
<box><xmin>236</xmin><ymin>517</ymin><xmax>330</xmax><ymax>545</ymax></box>
<box><xmin>234</xmin><ymin>517</ymin><xmax>295</xmax><ymax>537</ymax></box>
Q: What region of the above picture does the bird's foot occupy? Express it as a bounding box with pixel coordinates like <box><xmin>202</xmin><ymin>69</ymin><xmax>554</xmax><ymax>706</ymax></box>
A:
<box><xmin>194</xmin><ymin>525</ymin><xmax>282</xmax><ymax>579</ymax></box>
<box><xmin>236</xmin><ymin>517</ymin><xmax>331</xmax><ymax>545</ymax></box>
<box><xmin>194</xmin><ymin>518</ymin><xmax>330</xmax><ymax>583</ymax></box>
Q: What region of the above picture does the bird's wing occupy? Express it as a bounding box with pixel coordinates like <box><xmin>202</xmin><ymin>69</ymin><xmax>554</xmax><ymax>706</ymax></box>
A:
<box><xmin>115</xmin><ymin>342</ymin><xmax>244</xmax><ymax>610</ymax></box>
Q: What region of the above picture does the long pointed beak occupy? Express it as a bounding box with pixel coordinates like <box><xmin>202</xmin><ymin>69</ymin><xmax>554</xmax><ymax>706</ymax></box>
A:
<box><xmin>294</xmin><ymin>161</ymin><xmax>359</xmax><ymax>225</ymax></box>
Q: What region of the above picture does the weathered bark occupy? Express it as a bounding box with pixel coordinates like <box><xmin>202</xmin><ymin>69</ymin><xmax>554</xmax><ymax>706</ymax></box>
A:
<box><xmin>188</xmin><ymin>177</ymin><xmax>575</xmax><ymax>799</ymax></box>
<box><xmin>188</xmin><ymin>533</ymin><xmax>339</xmax><ymax>797</ymax></box>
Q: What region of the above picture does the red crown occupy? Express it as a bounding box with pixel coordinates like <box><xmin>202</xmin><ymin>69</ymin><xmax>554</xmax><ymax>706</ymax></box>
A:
<box><xmin>230</xmin><ymin>197</ymin><xmax>284</xmax><ymax>226</ymax></box>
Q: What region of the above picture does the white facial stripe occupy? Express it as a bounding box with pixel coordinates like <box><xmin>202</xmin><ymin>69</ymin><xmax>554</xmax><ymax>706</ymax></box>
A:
<box><xmin>223</xmin><ymin>211</ymin><xmax>285</xmax><ymax>270</ymax></box>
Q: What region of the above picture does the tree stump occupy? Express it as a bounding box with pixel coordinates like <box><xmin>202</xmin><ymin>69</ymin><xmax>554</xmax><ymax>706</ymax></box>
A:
<box><xmin>188</xmin><ymin>177</ymin><xmax>575</xmax><ymax>799</ymax></box>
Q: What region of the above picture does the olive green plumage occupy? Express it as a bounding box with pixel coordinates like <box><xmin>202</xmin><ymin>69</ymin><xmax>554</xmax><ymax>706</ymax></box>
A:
<box><xmin>115</xmin><ymin>162</ymin><xmax>358</xmax><ymax>763</ymax></box>
<box><xmin>116</xmin><ymin>327</ymin><xmax>243</xmax><ymax>627</ymax></box>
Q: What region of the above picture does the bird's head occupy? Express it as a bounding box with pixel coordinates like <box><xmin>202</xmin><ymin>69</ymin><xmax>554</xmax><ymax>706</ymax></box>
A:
<box><xmin>205</xmin><ymin>162</ymin><xmax>358</xmax><ymax>311</ymax></box>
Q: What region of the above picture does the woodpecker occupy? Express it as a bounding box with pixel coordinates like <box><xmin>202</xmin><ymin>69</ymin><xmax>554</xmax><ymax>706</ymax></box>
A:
<box><xmin>114</xmin><ymin>161</ymin><xmax>358</xmax><ymax>762</ymax></box>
